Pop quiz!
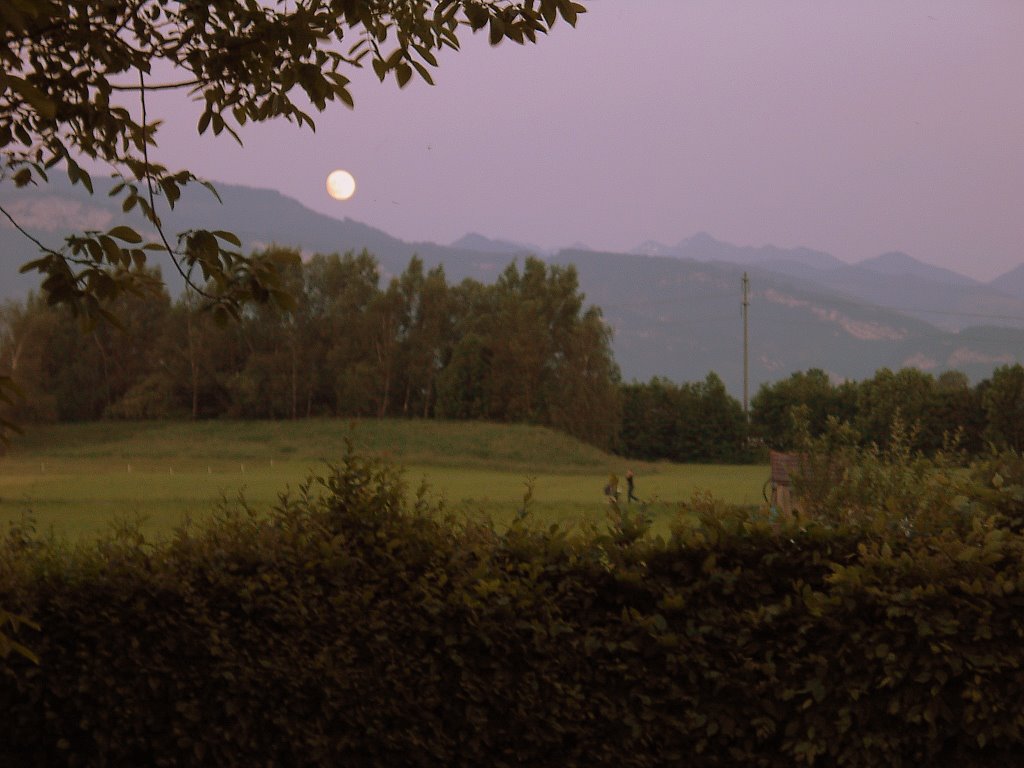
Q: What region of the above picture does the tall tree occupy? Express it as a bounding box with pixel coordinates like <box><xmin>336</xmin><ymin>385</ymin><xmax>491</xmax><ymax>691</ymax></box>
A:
<box><xmin>545</xmin><ymin>306</ymin><xmax>621</xmax><ymax>449</ymax></box>
<box><xmin>90</xmin><ymin>271</ymin><xmax>173</xmax><ymax>416</ymax></box>
<box><xmin>618</xmin><ymin>378</ymin><xmax>677</xmax><ymax>461</ymax></box>
<box><xmin>222</xmin><ymin>249</ymin><xmax>314</xmax><ymax>419</ymax></box>
<box><xmin>0</xmin><ymin>296</ymin><xmax>59</xmax><ymax>425</ymax></box>
<box><xmin>750</xmin><ymin>368</ymin><xmax>856</xmax><ymax>450</ymax></box>
<box><xmin>434</xmin><ymin>332</ymin><xmax>491</xmax><ymax>420</ymax></box>
<box><xmin>367</xmin><ymin>279</ymin><xmax>407</xmax><ymax>418</ymax></box>
<box><xmin>934</xmin><ymin>369</ymin><xmax>985</xmax><ymax>454</ymax></box>
<box><xmin>394</xmin><ymin>258</ymin><xmax>451</xmax><ymax>418</ymax></box>
<box><xmin>312</xmin><ymin>251</ymin><xmax>382</xmax><ymax>417</ymax></box>
<box><xmin>485</xmin><ymin>258</ymin><xmax>583</xmax><ymax>422</ymax></box>
<box><xmin>155</xmin><ymin>296</ymin><xmax>243</xmax><ymax>419</ymax></box>
<box><xmin>435</xmin><ymin>278</ymin><xmax>498</xmax><ymax>420</ymax></box>
<box><xmin>983</xmin><ymin>364</ymin><xmax>1024</xmax><ymax>452</ymax></box>
<box><xmin>690</xmin><ymin>372</ymin><xmax>748</xmax><ymax>462</ymax></box>
<box><xmin>855</xmin><ymin>368</ymin><xmax>940</xmax><ymax>452</ymax></box>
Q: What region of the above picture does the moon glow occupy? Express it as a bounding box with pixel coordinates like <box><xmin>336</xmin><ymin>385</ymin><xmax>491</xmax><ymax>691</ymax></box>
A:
<box><xmin>326</xmin><ymin>169</ymin><xmax>356</xmax><ymax>200</ymax></box>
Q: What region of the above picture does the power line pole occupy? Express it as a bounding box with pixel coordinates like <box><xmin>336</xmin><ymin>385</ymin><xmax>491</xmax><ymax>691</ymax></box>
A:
<box><xmin>742</xmin><ymin>272</ymin><xmax>750</xmax><ymax>419</ymax></box>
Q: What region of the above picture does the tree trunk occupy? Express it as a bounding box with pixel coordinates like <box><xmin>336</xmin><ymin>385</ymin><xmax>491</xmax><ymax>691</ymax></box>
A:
<box><xmin>290</xmin><ymin>343</ymin><xmax>298</xmax><ymax>420</ymax></box>
<box><xmin>378</xmin><ymin>357</ymin><xmax>391</xmax><ymax>418</ymax></box>
<box><xmin>92</xmin><ymin>332</ymin><xmax>112</xmax><ymax>412</ymax></box>
<box><xmin>185</xmin><ymin>291</ymin><xmax>199</xmax><ymax>419</ymax></box>
<box><xmin>422</xmin><ymin>374</ymin><xmax>432</xmax><ymax>419</ymax></box>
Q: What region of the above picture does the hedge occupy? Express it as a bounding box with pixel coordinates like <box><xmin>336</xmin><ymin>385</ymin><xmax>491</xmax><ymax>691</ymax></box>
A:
<box><xmin>2</xmin><ymin>447</ymin><xmax>1024</xmax><ymax>766</ymax></box>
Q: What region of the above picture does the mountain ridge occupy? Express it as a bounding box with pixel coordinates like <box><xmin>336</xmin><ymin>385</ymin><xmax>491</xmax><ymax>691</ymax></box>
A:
<box><xmin>856</xmin><ymin>251</ymin><xmax>978</xmax><ymax>287</ymax></box>
<box><xmin>450</xmin><ymin>232</ymin><xmax>543</xmax><ymax>256</ymax></box>
<box><xmin>2</xmin><ymin>177</ymin><xmax>1022</xmax><ymax>394</ymax></box>
<box><xmin>629</xmin><ymin>232</ymin><xmax>1024</xmax><ymax>332</ymax></box>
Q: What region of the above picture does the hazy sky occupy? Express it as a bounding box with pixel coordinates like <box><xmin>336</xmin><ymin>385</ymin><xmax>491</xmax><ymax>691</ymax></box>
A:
<box><xmin>146</xmin><ymin>0</ymin><xmax>1024</xmax><ymax>281</ymax></box>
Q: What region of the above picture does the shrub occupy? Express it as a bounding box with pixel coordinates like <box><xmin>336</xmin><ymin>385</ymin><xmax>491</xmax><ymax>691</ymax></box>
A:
<box><xmin>2</xmin><ymin>442</ymin><xmax>1024</xmax><ymax>766</ymax></box>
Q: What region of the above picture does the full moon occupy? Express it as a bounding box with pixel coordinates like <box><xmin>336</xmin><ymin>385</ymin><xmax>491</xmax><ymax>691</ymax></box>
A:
<box><xmin>326</xmin><ymin>169</ymin><xmax>356</xmax><ymax>200</ymax></box>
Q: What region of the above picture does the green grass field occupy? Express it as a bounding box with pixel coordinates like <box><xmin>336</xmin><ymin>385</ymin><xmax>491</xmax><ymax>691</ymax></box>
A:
<box><xmin>0</xmin><ymin>420</ymin><xmax>769</xmax><ymax>539</ymax></box>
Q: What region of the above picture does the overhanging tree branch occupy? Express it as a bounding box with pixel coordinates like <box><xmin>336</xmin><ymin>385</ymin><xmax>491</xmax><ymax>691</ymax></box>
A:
<box><xmin>136</xmin><ymin>68</ymin><xmax>217</xmax><ymax>304</ymax></box>
<box><xmin>2</xmin><ymin>0</ymin><xmax>586</xmax><ymax>318</ymax></box>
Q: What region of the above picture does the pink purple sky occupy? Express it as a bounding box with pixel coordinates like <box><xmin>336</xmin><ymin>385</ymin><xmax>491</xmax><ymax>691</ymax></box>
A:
<box><xmin>145</xmin><ymin>0</ymin><xmax>1024</xmax><ymax>281</ymax></box>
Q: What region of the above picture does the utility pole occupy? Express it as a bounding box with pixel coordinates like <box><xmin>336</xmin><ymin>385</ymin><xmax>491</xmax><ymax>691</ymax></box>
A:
<box><xmin>742</xmin><ymin>272</ymin><xmax>750</xmax><ymax>419</ymax></box>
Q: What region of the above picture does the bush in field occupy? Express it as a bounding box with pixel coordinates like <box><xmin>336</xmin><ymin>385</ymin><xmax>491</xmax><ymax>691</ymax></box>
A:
<box><xmin>965</xmin><ymin>449</ymin><xmax>1024</xmax><ymax>533</ymax></box>
<box><xmin>3</xmin><ymin>442</ymin><xmax>1024</xmax><ymax>766</ymax></box>
<box><xmin>788</xmin><ymin>414</ymin><xmax>975</xmax><ymax>537</ymax></box>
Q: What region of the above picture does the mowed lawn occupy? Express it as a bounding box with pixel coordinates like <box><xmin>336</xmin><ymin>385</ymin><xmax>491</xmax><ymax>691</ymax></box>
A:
<box><xmin>0</xmin><ymin>420</ymin><xmax>769</xmax><ymax>539</ymax></box>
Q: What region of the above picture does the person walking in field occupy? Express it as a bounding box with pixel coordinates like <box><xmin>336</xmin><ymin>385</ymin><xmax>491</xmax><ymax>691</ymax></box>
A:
<box><xmin>626</xmin><ymin>469</ymin><xmax>638</xmax><ymax>504</ymax></box>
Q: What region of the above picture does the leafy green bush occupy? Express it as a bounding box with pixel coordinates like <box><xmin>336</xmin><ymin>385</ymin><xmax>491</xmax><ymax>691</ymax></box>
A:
<box><xmin>3</xmin><ymin>441</ymin><xmax>1024</xmax><ymax>766</ymax></box>
<box><xmin>790</xmin><ymin>415</ymin><xmax>975</xmax><ymax>537</ymax></box>
<box><xmin>966</xmin><ymin>449</ymin><xmax>1024</xmax><ymax>533</ymax></box>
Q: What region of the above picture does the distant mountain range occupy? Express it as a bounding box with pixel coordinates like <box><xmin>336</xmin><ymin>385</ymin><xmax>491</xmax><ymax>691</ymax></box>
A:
<box><xmin>629</xmin><ymin>233</ymin><xmax>1024</xmax><ymax>332</ymax></box>
<box><xmin>3</xmin><ymin>176</ymin><xmax>1023</xmax><ymax>396</ymax></box>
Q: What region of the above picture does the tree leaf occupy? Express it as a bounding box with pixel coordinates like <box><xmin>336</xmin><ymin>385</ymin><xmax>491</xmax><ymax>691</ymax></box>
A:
<box><xmin>212</xmin><ymin>230</ymin><xmax>242</xmax><ymax>247</ymax></box>
<box><xmin>107</xmin><ymin>226</ymin><xmax>143</xmax><ymax>244</ymax></box>
<box><xmin>6</xmin><ymin>74</ymin><xmax>56</xmax><ymax>119</ymax></box>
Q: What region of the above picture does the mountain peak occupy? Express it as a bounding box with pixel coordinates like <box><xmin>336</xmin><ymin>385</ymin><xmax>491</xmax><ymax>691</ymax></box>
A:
<box><xmin>679</xmin><ymin>231</ymin><xmax>719</xmax><ymax>248</ymax></box>
<box><xmin>450</xmin><ymin>232</ymin><xmax>538</xmax><ymax>256</ymax></box>
<box><xmin>989</xmin><ymin>263</ymin><xmax>1024</xmax><ymax>300</ymax></box>
<box><xmin>562</xmin><ymin>241</ymin><xmax>593</xmax><ymax>253</ymax></box>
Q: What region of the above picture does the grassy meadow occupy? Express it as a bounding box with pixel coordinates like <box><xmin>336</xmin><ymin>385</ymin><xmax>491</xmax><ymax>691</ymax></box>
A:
<box><xmin>0</xmin><ymin>420</ymin><xmax>769</xmax><ymax>539</ymax></box>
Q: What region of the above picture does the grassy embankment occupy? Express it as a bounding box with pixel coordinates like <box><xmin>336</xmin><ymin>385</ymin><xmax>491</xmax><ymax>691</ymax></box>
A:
<box><xmin>0</xmin><ymin>420</ymin><xmax>768</xmax><ymax>539</ymax></box>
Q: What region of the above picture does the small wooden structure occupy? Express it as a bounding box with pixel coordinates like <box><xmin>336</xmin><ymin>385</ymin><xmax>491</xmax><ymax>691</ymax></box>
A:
<box><xmin>767</xmin><ymin>450</ymin><xmax>804</xmax><ymax>519</ymax></box>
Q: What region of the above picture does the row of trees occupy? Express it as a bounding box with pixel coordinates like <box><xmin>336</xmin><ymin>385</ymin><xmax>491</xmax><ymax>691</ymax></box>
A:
<box><xmin>618</xmin><ymin>375</ymin><xmax>749</xmax><ymax>463</ymax></box>
<box><xmin>0</xmin><ymin>250</ymin><xmax>622</xmax><ymax>448</ymax></box>
<box><xmin>612</xmin><ymin>365</ymin><xmax>1024</xmax><ymax>462</ymax></box>
<box><xmin>750</xmin><ymin>366</ymin><xmax>1024</xmax><ymax>456</ymax></box>
<box><xmin>3</xmin><ymin>247</ymin><xmax>1023</xmax><ymax>461</ymax></box>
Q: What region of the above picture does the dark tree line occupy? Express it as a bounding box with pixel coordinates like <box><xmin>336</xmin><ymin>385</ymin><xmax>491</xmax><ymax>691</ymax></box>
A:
<box><xmin>0</xmin><ymin>250</ymin><xmax>622</xmax><ymax>449</ymax></box>
<box><xmin>3</xmin><ymin>250</ymin><xmax>1023</xmax><ymax>462</ymax></box>
<box><xmin>750</xmin><ymin>366</ymin><xmax>1024</xmax><ymax>456</ymax></box>
<box><xmin>617</xmin><ymin>375</ymin><xmax>748</xmax><ymax>463</ymax></box>
<box><xmin>615</xmin><ymin>365</ymin><xmax>1024</xmax><ymax>462</ymax></box>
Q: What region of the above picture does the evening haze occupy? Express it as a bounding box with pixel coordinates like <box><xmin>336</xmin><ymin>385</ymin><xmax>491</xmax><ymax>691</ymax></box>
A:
<box><xmin>145</xmin><ymin>0</ymin><xmax>1024</xmax><ymax>282</ymax></box>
